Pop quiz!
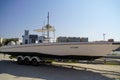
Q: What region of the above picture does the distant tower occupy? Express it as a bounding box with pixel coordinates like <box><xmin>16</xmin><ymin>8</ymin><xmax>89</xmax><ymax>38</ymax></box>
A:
<box><xmin>33</xmin><ymin>12</ymin><xmax>55</xmax><ymax>43</ymax></box>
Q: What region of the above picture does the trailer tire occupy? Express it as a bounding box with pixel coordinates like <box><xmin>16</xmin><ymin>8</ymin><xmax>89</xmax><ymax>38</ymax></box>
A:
<box><xmin>23</xmin><ymin>56</ymin><xmax>31</xmax><ymax>65</ymax></box>
<box><xmin>31</xmin><ymin>58</ymin><xmax>39</xmax><ymax>66</ymax></box>
<box><xmin>17</xmin><ymin>57</ymin><xmax>23</xmax><ymax>65</ymax></box>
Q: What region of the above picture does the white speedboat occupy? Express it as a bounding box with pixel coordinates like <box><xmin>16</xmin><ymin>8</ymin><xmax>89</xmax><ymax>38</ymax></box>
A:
<box><xmin>0</xmin><ymin>12</ymin><xmax>120</xmax><ymax>65</ymax></box>
<box><xmin>0</xmin><ymin>42</ymin><xmax>120</xmax><ymax>60</ymax></box>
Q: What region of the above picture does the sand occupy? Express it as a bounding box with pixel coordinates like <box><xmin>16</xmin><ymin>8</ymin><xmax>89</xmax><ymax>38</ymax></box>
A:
<box><xmin>0</xmin><ymin>54</ymin><xmax>120</xmax><ymax>80</ymax></box>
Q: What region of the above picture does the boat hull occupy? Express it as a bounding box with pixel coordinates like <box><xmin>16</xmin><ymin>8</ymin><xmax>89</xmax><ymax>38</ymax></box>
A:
<box><xmin>0</xmin><ymin>42</ymin><xmax>120</xmax><ymax>60</ymax></box>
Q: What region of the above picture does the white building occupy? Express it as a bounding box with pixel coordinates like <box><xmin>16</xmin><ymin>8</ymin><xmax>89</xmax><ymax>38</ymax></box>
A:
<box><xmin>22</xmin><ymin>30</ymin><xmax>46</xmax><ymax>44</ymax></box>
<box><xmin>57</xmin><ymin>37</ymin><xmax>88</xmax><ymax>42</ymax></box>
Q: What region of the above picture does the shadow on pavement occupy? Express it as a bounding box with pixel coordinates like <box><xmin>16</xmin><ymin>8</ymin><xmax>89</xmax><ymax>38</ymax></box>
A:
<box><xmin>0</xmin><ymin>60</ymin><xmax>114</xmax><ymax>80</ymax></box>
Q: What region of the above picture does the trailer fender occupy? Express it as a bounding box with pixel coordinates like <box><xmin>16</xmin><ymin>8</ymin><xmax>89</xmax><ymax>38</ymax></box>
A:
<box><xmin>17</xmin><ymin>56</ymin><xmax>24</xmax><ymax>60</ymax></box>
<box><xmin>24</xmin><ymin>56</ymin><xmax>31</xmax><ymax>61</ymax></box>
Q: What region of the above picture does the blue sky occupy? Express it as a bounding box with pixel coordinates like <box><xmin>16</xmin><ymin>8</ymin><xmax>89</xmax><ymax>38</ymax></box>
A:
<box><xmin>0</xmin><ymin>0</ymin><xmax>120</xmax><ymax>41</ymax></box>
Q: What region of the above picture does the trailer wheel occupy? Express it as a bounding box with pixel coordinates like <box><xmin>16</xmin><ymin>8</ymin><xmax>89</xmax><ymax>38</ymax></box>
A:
<box><xmin>24</xmin><ymin>58</ymin><xmax>31</xmax><ymax>65</ymax></box>
<box><xmin>31</xmin><ymin>58</ymin><xmax>39</xmax><ymax>66</ymax></box>
<box><xmin>17</xmin><ymin>57</ymin><xmax>23</xmax><ymax>65</ymax></box>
